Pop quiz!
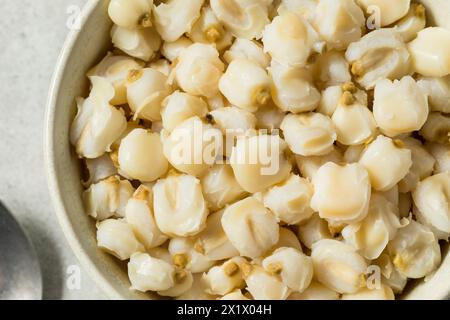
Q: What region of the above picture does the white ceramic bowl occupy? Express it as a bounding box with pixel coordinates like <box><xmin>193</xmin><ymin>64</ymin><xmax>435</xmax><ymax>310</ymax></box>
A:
<box><xmin>45</xmin><ymin>0</ymin><xmax>450</xmax><ymax>300</ymax></box>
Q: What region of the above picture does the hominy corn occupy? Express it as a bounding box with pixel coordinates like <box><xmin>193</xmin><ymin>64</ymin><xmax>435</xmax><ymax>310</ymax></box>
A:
<box><xmin>222</xmin><ymin>197</ymin><xmax>279</xmax><ymax>258</ymax></box>
<box><xmin>359</xmin><ymin>135</ymin><xmax>412</xmax><ymax>191</ymax></box>
<box><xmin>373</xmin><ymin>76</ymin><xmax>429</xmax><ymax>137</ymax></box>
<box><xmin>153</xmin><ymin>173</ymin><xmax>209</xmax><ymax>237</ymax></box>
<box><xmin>262</xmin><ymin>174</ymin><xmax>314</xmax><ymax>225</ymax></box>
<box><xmin>311</xmin><ymin>162</ymin><xmax>371</xmax><ymax>223</ymax></box>
<box><xmin>108</xmin><ymin>0</ymin><xmax>154</xmax><ymax>29</ymax></box>
<box><xmin>153</xmin><ymin>0</ymin><xmax>204</xmax><ymax>42</ymax></box>
<box><xmin>270</xmin><ymin>62</ymin><xmax>321</xmax><ymax>113</ymax></box>
<box><xmin>97</xmin><ymin>219</ymin><xmax>144</xmax><ymax>260</ymax></box>
<box><xmin>71</xmin><ymin>1</ymin><xmax>450</xmax><ymax>300</ymax></box>
<box><xmin>111</xmin><ymin>25</ymin><xmax>161</xmax><ymax>62</ymax></box>
<box><xmin>128</xmin><ymin>252</ymin><xmax>175</xmax><ymax>292</ymax></box>
<box><xmin>210</xmin><ymin>0</ymin><xmax>272</xmax><ymax>40</ymax></box>
<box><xmin>313</xmin><ymin>0</ymin><xmax>365</xmax><ymax>50</ymax></box>
<box><xmin>387</xmin><ymin>220</ymin><xmax>441</xmax><ymax>278</ymax></box>
<box><xmin>118</xmin><ymin>128</ymin><xmax>168</xmax><ymax>182</ymax></box>
<box><xmin>311</xmin><ymin>239</ymin><xmax>368</xmax><ymax>294</ymax></box>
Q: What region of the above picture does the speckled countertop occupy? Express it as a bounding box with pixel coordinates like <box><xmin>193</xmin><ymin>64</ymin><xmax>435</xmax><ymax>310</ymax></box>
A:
<box><xmin>0</xmin><ymin>0</ymin><xmax>106</xmax><ymax>299</ymax></box>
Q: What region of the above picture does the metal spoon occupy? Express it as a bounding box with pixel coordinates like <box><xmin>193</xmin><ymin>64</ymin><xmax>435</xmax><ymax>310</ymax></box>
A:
<box><xmin>0</xmin><ymin>201</ymin><xmax>42</xmax><ymax>300</ymax></box>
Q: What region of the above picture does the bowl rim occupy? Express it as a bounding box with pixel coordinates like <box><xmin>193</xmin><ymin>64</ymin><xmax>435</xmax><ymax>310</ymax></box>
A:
<box><xmin>44</xmin><ymin>0</ymin><xmax>122</xmax><ymax>300</ymax></box>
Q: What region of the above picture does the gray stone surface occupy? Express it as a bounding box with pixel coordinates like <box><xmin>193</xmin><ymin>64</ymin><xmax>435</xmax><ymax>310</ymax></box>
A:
<box><xmin>0</xmin><ymin>0</ymin><xmax>106</xmax><ymax>300</ymax></box>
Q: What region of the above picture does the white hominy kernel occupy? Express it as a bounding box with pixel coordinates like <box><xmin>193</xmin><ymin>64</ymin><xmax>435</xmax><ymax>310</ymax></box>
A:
<box><xmin>387</xmin><ymin>220</ymin><xmax>441</xmax><ymax>278</ymax></box>
<box><xmin>87</xmin><ymin>54</ymin><xmax>142</xmax><ymax>105</ymax></box>
<box><xmin>196</xmin><ymin>210</ymin><xmax>240</xmax><ymax>261</ymax></box>
<box><xmin>270</xmin><ymin>62</ymin><xmax>320</xmax><ymax>113</ymax></box>
<box><xmin>419</xmin><ymin>112</ymin><xmax>450</xmax><ymax>144</ymax></box>
<box><xmin>220</xmin><ymin>290</ymin><xmax>250</xmax><ymax>300</ymax></box>
<box><xmin>262</xmin><ymin>12</ymin><xmax>319</xmax><ymax>67</ymax></box>
<box><xmin>224</xmin><ymin>38</ymin><xmax>271</xmax><ymax>68</ymax></box>
<box><xmin>262</xmin><ymin>247</ymin><xmax>313</xmax><ymax>293</ymax></box>
<box><xmin>262</xmin><ymin>174</ymin><xmax>314</xmax><ymax>225</ymax></box>
<box><xmin>125</xmin><ymin>186</ymin><xmax>168</xmax><ymax>250</ymax></box>
<box><xmin>84</xmin><ymin>176</ymin><xmax>135</xmax><ymax>221</ymax></box>
<box><xmin>297</xmin><ymin>214</ymin><xmax>332</xmax><ymax>249</ymax></box>
<box><xmin>390</xmin><ymin>3</ymin><xmax>426</xmax><ymax>42</ymax></box>
<box><xmin>168</xmin><ymin>237</ymin><xmax>215</xmax><ymax>274</ymax></box>
<box><xmin>188</xmin><ymin>6</ymin><xmax>233</xmax><ymax>51</ymax></box>
<box><xmin>202</xmin><ymin>257</ymin><xmax>247</xmax><ymax>295</ymax></box>
<box><xmin>359</xmin><ymin>135</ymin><xmax>412</xmax><ymax>191</ymax></box>
<box><xmin>200</xmin><ymin>165</ymin><xmax>248</xmax><ymax>212</ymax></box>
<box><xmin>161</xmin><ymin>91</ymin><xmax>209</xmax><ymax>132</ymax></box>
<box><xmin>412</xmin><ymin>173</ymin><xmax>450</xmax><ymax>239</ymax></box>
<box><xmin>108</xmin><ymin>0</ymin><xmax>154</xmax><ymax>29</ymax></box>
<box><xmin>153</xmin><ymin>0</ymin><xmax>204</xmax><ymax>42</ymax></box>
<box><xmin>313</xmin><ymin>51</ymin><xmax>352</xmax><ymax>87</ymax></box>
<box><xmin>287</xmin><ymin>281</ymin><xmax>339</xmax><ymax>300</ymax></box>
<box><xmin>311</xmin><ymin>162</ymin><xmax>371</xmax><ymax>223</ymax></box>
<box><xmin>97</xmin><ymin>219</ymin><xmax>144</xmax><ymax>260</ymax></box>
<box><xmin>158</xmin><ymin>270</ymin><xmax>194</xmax><ymax>297</ymax></box>
<box><xmin>342</xmin><ymin>194</ymin><xmax>402</xmax><ymax>260</ymax></box>
<box><xmin>161</xmin><ymin>36</ymin><xmax>193</xmax><ymax>62</ymax></box>
<box><xmin>311</xmin><ymin>239</ymin><xmax>368</xmax><ymax>294</ymax></box>
<box><xmin>408</xmin><ymin>27</ymin><xmax>450</xmax><ymax>77</ymax></box>
<box><xmin>219</xmin><ymin>59</ymin><xmax>271</xmax><ymax>112</ymax></box>
<box><xmin>175</xmin><ymin>43</ymin><xmax>224</xmax><ymax>98</ymax></box>
<box><xmin>244</xmin><ymin>265</ymin><xmax>291</xmax><ymax>300</ymax></box>
<box><xmin>70</xmin><ymin>77</ymin><xmax>127</xmax><ymax>159</ymax></box>
<box><xmin>373</xmin><ymin>76</ymin><xmax>429</xmax><ymax>137</ymax></box>
<box><xmin>118</xmin><ymin>128</ymin><xmax>168</xmax><ymax>182</ymax></box>
<box><xmin>417</xmin><ymin>76</ymin><xmax>450</xmax><ymax>114</ymax></box>
<box><xmin>398</xmin><ymin>137</ymin><xmax>435</xmax><ymax>193</ymax></box>
<box><xmin>313</xmin><ymin>0</ymin><xmax>365</xmax><ymax>50</ymax></box>
<box><xmin>331</xmin><ymin>92</ymin><xmax>377</xmax><ymax>146</ymax></box>
<box><xmin>230</xmin><ymin>134</ymin><xmax>292</xmax><ymax>193</ymax></box>
<box><xmin>128</xmin><ymin>252</ymin><xmax>175</xmax><ymax>292</ymax></box>
<box><xmin>273</xmin><ymin>227</ymin><xmax>303</xmax><ymax>251</ymax></box>
<box><xmin>345</xmin><ymin>29</ymin><xmax>410</xmax><ymax>89</ymax></box>
<box><xmin>153</xmin><ymin>173</ymin><xmax>209</xmax><ymax>238</ymax></box>
<box><xmin>126</xmin><ymin>68</ymin><xmax>172</xmax><ymax>121</ymax></box>
<box><xmin>111</xmin><ymin>25</ymin><xmax>161</xmax><ymax>62</ymax></box>
<box><xmin>210</xmin><ymin>0</ymin><xmax>272</xmax><ymax>40</ymax></box>
<box><xmin>162</xmin><ymin>117</ymin><xmax>223</xmax><ymax>177</ymax></box>
<box><xmin>357</xmin><ymin>0</ymin><xmax>410</xmax><ymax>26</ymax></box>
<box><xmin>222</xmin><ymin>197</ymin><xmax>279</xmax><ymax>258</ymax></box>
<box><xmin>295</xmin><ymin>146</ymin><xmax>343</xmax><ymax>181</ymax></box>
<box><xmin>281</xmin><ymin>113</ymin><xmax>337</xmax><ymax>157</ymax></box>
<box><xmin>425</xmin><ymin>142</ymin><xmax>450</xmax><ymax>174</ymax></box>
<box><xmin>341</xmin><ymin>285</ymin><xmax>395</xmax><ymax>300</ymax></box>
